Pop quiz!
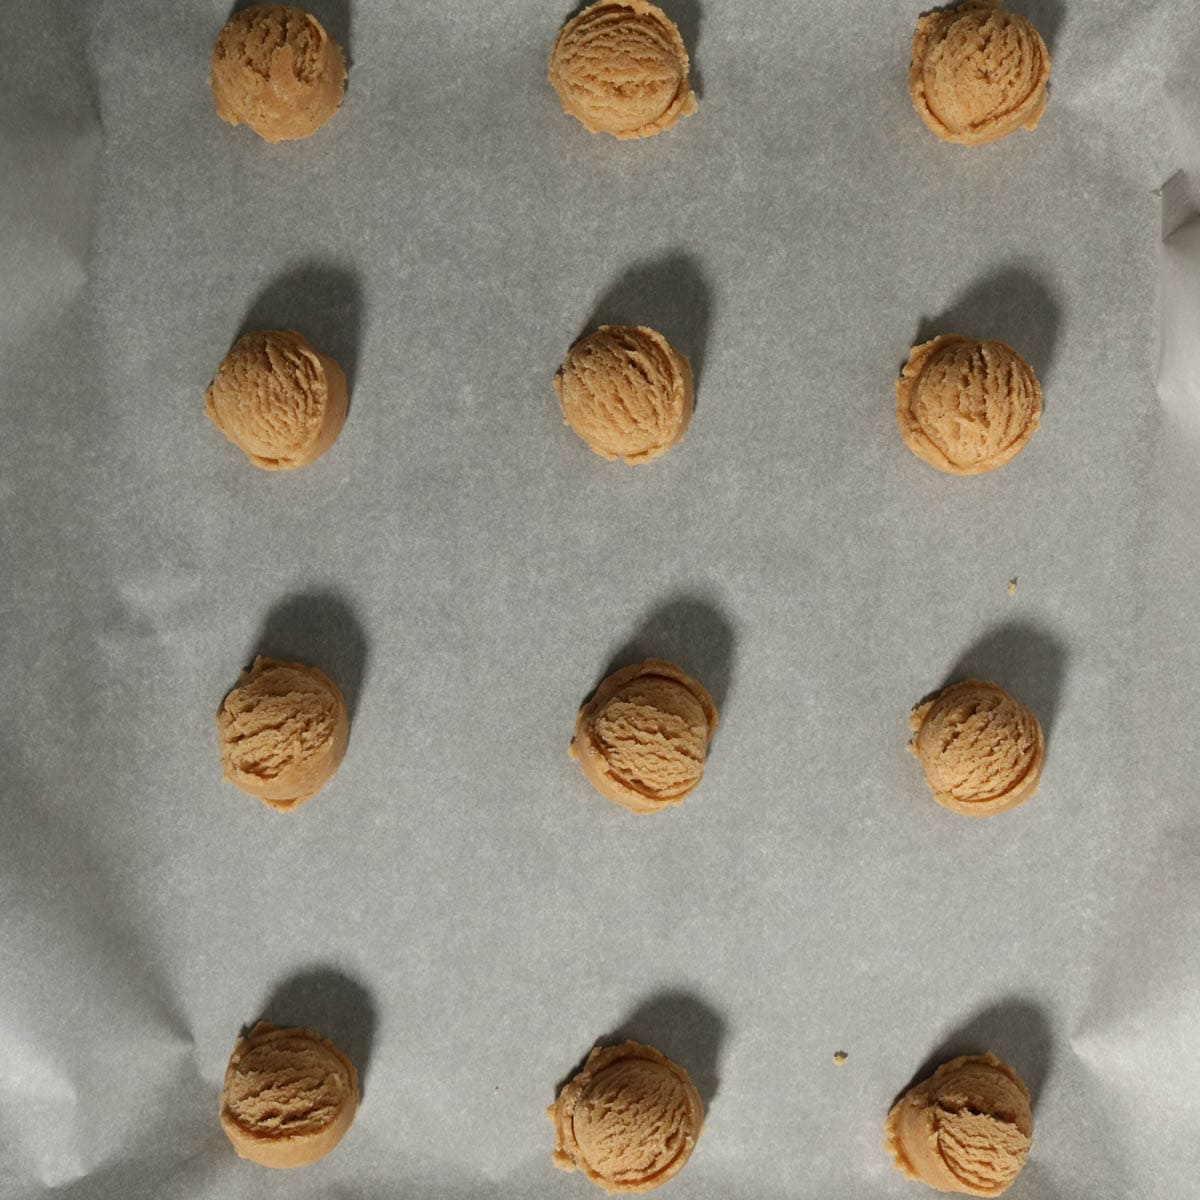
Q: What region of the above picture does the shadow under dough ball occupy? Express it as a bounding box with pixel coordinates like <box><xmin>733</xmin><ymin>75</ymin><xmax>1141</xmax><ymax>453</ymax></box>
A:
<box><xmin>555</xmin><ymin>326</ymin><xmax>694</xmax><ymax>465</ymax></box>
<box><xmin>896</xmin><ymin>335</ymin><xmax>1041</xmax><ymax>475</ymax></box>
<box><xmin>908</xmin><ymin>679</ymin><xmax>1044</xmax><ymax>817</ymax></box>
<box><xmin>908</xmin><ymin>1</ymin><xmax>1050</xmax><ymax>146</ymax></box>
<box><xmin>205</xmin><ymin>330</ymin><xmax>348</xmax><ymax>470</ymax></box>
<box><xmin>570</xmin><ymin>659</ymin><xmax>717</xmax><ymax>814</ymax></box>
<box><xmin>548</xmin><ymin>0</ymin><xmax>697</xmax><ymax>139</ymax></box>
<box><xmin>210</xmin><ymin>5</ymin><xmax>346</xmax><ymax>143</ymax></box>
<box><xmin>886</xmin><ymin>1053</ymin><xmax>1033</xmax><ymax>1196</ymax></box>
<box><xmin>220</xmin><ymin>1022</ymin><xmax>359</xmax><ymax>1168</ymax></box>
<box><xmin>216</xmin><ymin>656</ymin><xmax>350</xmax><ymax>811</ymax></box>
<box><xmin>550</xmin><ymin>1041</ymin><xmax>704</xmax><ymax>1193</ymax></box>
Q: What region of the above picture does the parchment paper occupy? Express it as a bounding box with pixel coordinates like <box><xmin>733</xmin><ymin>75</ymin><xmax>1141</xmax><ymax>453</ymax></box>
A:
<box><xmin>2</xmin><ymin>2</ymin><xmax>1198</xmax><ymax>1197</ymax></box>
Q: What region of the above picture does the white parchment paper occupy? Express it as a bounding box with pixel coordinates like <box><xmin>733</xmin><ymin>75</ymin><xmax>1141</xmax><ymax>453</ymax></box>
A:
<box><xmin>2</xmin><ymin>2</ymin><xmax>1198</xmax><ymax>1197</ymax></box>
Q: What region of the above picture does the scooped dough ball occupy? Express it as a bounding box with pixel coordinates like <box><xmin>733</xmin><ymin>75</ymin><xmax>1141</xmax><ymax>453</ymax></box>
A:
<box><xmin>220</xmin><ymin>1022</ymin><xmax>359</xmax><ymax>1168</ymax></box>
<box><xmin>205</xmin><ymin>329</ymin><xmax>348</xmax><ymax>470</ymax></box>
<box><xmin>210</xmin><ymin>5</ymin><xmax>346</xmax><ymax>143</ymax></box>
<box><xmin>216</xmin><ymin>656</ymin><xmax>349</xmax><ymax>810</ymax></box>
<box><xmin>908</xmin><ymin>679</ymin><xmax>1044</xmax><ymax>816</ymax></box>
<box><xmin>570</xmin><ymin>659</ymin><xmax>718</xmax><ymax>814</ymax></box>
<box><xmin>549</xmin><ymin>0</ymin><xmax>697</xmax><ymax>140</ymax></box>
<box><xmin>908</xmin><ymin>1</ymin><xmax>1050</xmax><ymax>146</ymax></box>
<box><xmin>885</xmin><ymin>1052</ymin><xmax>1033</xmax><ymax>1195</ymax></box>
<box><xmin>555</xmin><ymin>325</ymin><xmax>694</xmax><ymax>464</ymax></box>
<box><xmin>896</xmin><ymin>335</ymin><xmax>1041</xmax><ymax>475</ymax></box>
<box><xmin>549</xmin><ymin>1041</ymin><xmax>704</xmax><ymax>1193</ymax></box>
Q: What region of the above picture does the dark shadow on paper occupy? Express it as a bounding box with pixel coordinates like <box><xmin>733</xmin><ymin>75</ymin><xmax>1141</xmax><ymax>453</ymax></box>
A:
<box><xmin>230</xmin><ymin>0</ymin><xmax>353</xmax><ymax>65</ymax></box>
<box><xmin>555</xmin><ymin>990</ymin><xmax>726</xmax><ymax>1110</ymax></box>
<box><xmin>242</xmin><ymin>261</ymin><xmax>363</xmax><ymax>396</ymax></box>
<box><xmin>1019</xmin><ymin>0</ymin><xmax>1064</xmax><ymax>55</ymax></box>
<box><xmin>587</xmin><ymin>592</ymin><xmax>737</xmax><ymax>717</ymax></box>
<box><xmin>914</xmin><ymin>267</ymin><xmax>1062</xmax><ymax>394</ymax></box>
<box><xmin>943</xmin><ymin>621</ymin><xmax>1068</xmax><ymax>743</ymax></box>
<box><xmin>892</xmin><ymin>997</ymin><xmax>1053</xmax><ymax>1110</ymax></box>
<box><xmin>253</xmin><ymin>589</ymin><xmax>369</xmax><ymax>723</ymax></box>
<box><xmin>257</xmin><ymin>967</ymin><xmax>378</xmax><ymax>1099</ymax></box>
<box><xmin>583</xmin><ymin>252</ymin><xmax>714</xmax><ymax>402</ymax></box>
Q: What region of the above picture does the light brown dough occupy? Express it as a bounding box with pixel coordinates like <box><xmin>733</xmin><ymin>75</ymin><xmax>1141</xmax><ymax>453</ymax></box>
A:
<box><xmin>220</xmin><ymin>1021</ymin><xmax>359</xmax><ymax>1168</ymax></box>
<box><xmin>909</xmin><ymin>679</ymin><xmax>1044</xmax><ymax>816</ymax></box>
<box><xmin>205</xmin><ymin>330</ymin><xmax>348</xmax><ymax>470</ymax></box>
<box><xmin>885</xmin><ymin>1053</ymin><xmax>1033</xmax><ymax>1195</ymax></box>
<box><xmin>216</xmin><ymin>656</ymin><xmax>349</xmax><ymax>811</ymax></box>
<box><xmin>210</xmin><ymin>5</ymin><xmax>346</xmax><ymax>143</ymax></box>
<box><xmin>555</xmin><ymin>326</ymin><xmax>693</xmax><ymax>465</ymax></box>
<box><xmin>896</xmin><ymin>335</ymin><xmax>1041</xmax><ymax>475</ymax></box>
<box><xmin>908</xmin><ymin>1</ymin><xmax>1050</xmax><ymax>147</ymax></box>
<box><xmin>549</xmin><ymin>1041</ymin><xmax>704</xmax><ymax>1193</ymax></box>
<box><xmin>570</xmin><ymin>659</ymin><xmax>717</xmax><ymax>814</ymax></box>
<box><xmin>549</xmin><ymin>0</ymin><xmax>697</xmax><ymax>140</ymax></box>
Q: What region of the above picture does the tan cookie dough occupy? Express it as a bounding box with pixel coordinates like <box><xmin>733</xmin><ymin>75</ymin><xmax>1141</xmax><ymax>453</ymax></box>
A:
<box><xmin>571</xmin><ymin>659</ymin><xmax>717</xmax><ymax>814</ymax></box>
<box><xmin>549</xmin><ymin>0</ymin><xmax>696</xmax><ymax>139</ymax></box>
<box><xmin>909</xmin><ymin>1</ymin><xmax>1050</xmax><ymax>146</ymax></box>
<box><xmin>555</xmin><ymin>326</ymin><xmax>694</xmax><ymax>464</ymax></box>
<box><xmin>206</xmin><ymin>330</ymin><xmax>348</xmax><ymax>470</ymax></box>
<box><xmin>896</xmin><ymin>335</ymin><xmax>1041</xmax><ymax>475</ymax></box>
<box><xmin>886</xmin><ymin>1053</ymin><xmax>1033</xmax><ymax>1196</ymax></box>
<box><xmin>220</xmin><ymin>1021</ymin><xmax>359</xmax><ymax>1168</ymax></box>
<box><xmin>210</xmin><ymin>5</ymin><xmax>346</xmax><ymax>143</ymax></box>
<box><xmin>550</xmin><ymin>1041</ymin><xmax>704</xmax><ymax>1193</ymax></box>
<box><xmin>216</xmin><ymin>656</ymin><xmax>349</xmax><ymax>811</ymax></box>
<box><xmin>909</xmin><ymin>679</ymin><xmax>1043</xmax><ymax>816</ymax></box>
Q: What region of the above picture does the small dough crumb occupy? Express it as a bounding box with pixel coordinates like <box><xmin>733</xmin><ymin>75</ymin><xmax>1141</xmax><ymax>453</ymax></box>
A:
<box><xmin>833</xmin><ymin>1051</ymin><xmax>848</xmax><ymax>1066</ymax></box>
<box><xmin>1008</xmin><ymin>577</ymin><xmax>1018</xmax><ymax>596</ymax></box>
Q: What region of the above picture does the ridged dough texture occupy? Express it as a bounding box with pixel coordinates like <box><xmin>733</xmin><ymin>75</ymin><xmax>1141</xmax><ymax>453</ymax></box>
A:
<box><xmin>571</xmin><ymin>659</ymin><xmax>718</xmax><ymax>814</ymax></box>
<box><xmin>216</xmin><ymin>656</ymin><xmax>349</xmax><ymax>810</ymax></box>
<box><xmin>549</xmin><ymin>0</ymin><xmax>697</xmax><ymax>139</ymax></box>
<box><xmin>205</xmin><ymin>329</ymin><xmax>348</xmax><ymax>470</ymax></box>
<box><xmin>210</xmin><ymin>5</ymin><xmax>346</xmax><ymax>143</ymax></box>
<box><xmin>885</xmin><ymin>1053</ymin><xmax>1033</xmax><ymax>1196</ymax></box>
<box><xmin>220</xmin><ymin>1022</ymin><xmax>359</xmax><ymax>1169</ymax></box>
<box><xmin>909</xmin><ymin>1</ymin><xmax>1050</xmax><ymax>146</ymax></box>
<box><xmin>896</xmin><ymin>335</ymin><xmax>1041</xmax><ymax>475</ymax></box>
<box><xmin>550</xmin><ymin>1041</ymin><xmax>704</xmax><ymax>1193</ymax></box>
<box><xmin>555</xmin><ymin>325</ymin><xmax>694</xmax><ymax>464</ymax></box>
<box><xmin>909</xmin><ymin>679</ymin><xmax>1044</xmax><ymax>816</ymax></box>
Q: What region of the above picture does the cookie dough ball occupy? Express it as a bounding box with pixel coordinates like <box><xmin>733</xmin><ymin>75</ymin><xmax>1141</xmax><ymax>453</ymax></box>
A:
<box><xmin>909</xmin><ymin>679</ymin><xmax>1044</xmax><ymax>816</ymax></box>
<box><xmin>555</xmin><ymin>326</ymin><xmax>693</xmax><ymax>464</ymax></box>
<box><xmin>220</xmin><ymin>1022</ymin><xmax>359</xmax><ymax>1168</ymax></box>
<box><xmin>210</xmin><ymin>5</ymin><xmax>346</xmax><ymax>143</ymax></box>
<box><xmin>549</xmin><ymin>0</ymin><xmax>697</xmax><ymax>140</ymax></box>
<box><xmin>571</xmin><ymin>659</ymin><xmax>717</xmax><ymax>814</ymax></box>
<box><xmin>885</xmin><ymin>1053</ymin><xmax>1033</xmax><ymax>1196</ymax></box>
<box><xmin>216</xmin><ymin>656</ymin><xmax>349</xmax><ymax>811</ymax></box>
<box><xmin>909</xmin><ymin>1</ymin><xmax>1050</xmax><ymax>147</ymax></box>
<box><xmin>205</xmin><ymin>330</ymin><xmax>348</xmax><ymax>470</ymax></box>
<box><xmin>896</xmin><ymin>335</ymin><xmax>1041</xmax><ymax>475</ymax></box>
<box><xmin>550</xmin><ymin>1041</ymin><xmax>704</xmax><ymax>1193</ymax></box>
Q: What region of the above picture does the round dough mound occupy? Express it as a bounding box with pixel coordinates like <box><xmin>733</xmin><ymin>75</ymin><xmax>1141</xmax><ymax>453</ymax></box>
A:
<box><xmin>896</xmin><ymin>334</ymin><xmax>1041</xmax><ymax>475</ymax></box>
<box><xmin>909</xmin><ymin>1</ymin><xmax>1050</xmax><ymax>146</ymax></box>
<box><xmin>210</xmin><ymin>5</ymin><xmax>346</xmax><ymax>143</ymax></box>
<box><xmin>555</xmin><ymin>325</ymin><xmax>694</xmax><ymax>464</ymax></box>
<box><xmin>550</xmin><ymin>1041</ymin><xmax>704</xmax><ymax>1193</ymax></box>
<box><xmin>908</xmin><ymin>679</ymin><xmax>1044</xmax><ymax>816</ymax></box>
<box><xmin>885</xmin><ymin>1053</ymin><xmax>1033</xmax><ymax>1196</ymax></box>
<box><xmin>571</xmin><ymin>659</ymin><xmax>717</xmax><ymax>814</ymax></box>
<box><xmin>216</xmin><ymin>656</ymin><xmax>349</xmax><ymax>810</ymax></box>
<box><xmin>220</xmin><ymin>1022</ymin><xmax>359</xmax><ymax>1169</ymax></box>
<box><xmin>549</xmin><ymin>0</ymin><xmax>697</xmax><ymax>139</ymax></box>
<box><xmin>205</xmin><ymin>330</ymin><xmax>348</xmax><ymax>470</ymax></box>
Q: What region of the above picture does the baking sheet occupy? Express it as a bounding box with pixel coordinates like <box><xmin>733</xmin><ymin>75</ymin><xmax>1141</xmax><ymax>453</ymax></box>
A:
<box><xmin>2</xmin><ymin>1</ymin><xmax>1199</xmax><ymax>1197</ymax></box>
